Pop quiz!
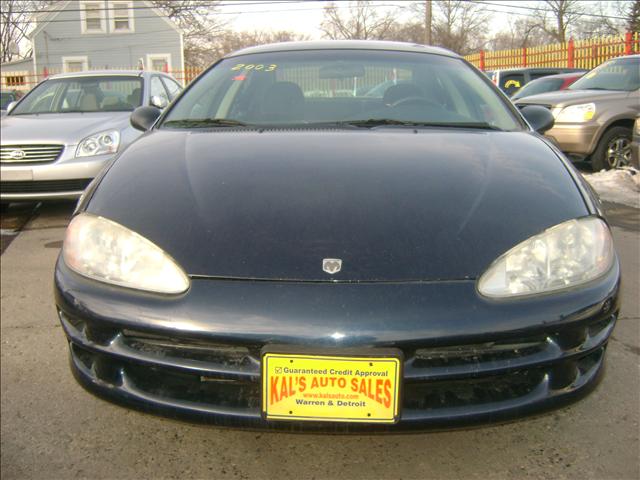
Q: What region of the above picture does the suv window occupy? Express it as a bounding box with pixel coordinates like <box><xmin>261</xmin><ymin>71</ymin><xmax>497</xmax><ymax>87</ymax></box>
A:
<box><xmin>530</xmin><ymin>72</ymin><xmax>555</xmax><ymax>80</ymax></box>
<box><xmin>501</xmin><ymin>73</ymin><xmax>525</xmax><ymax>95</ymax></box>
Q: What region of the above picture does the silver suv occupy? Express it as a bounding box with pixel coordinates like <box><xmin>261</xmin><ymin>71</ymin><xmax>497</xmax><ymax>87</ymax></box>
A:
<box><xmin>1</xmin><ymin>70</ymin><xmax>182</xmax><ymax>203</ymax></box>
<box><xmin>515</xmin><ymin>55</ymin><xmax>639</xmax><ymax>171</ymax></box>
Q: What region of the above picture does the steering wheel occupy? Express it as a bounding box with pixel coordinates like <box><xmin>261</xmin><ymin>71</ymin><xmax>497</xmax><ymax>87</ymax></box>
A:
<box><xmin>390</xmin><ymin>96</ymin><xmax>440</xmax><ymax>108</ymax></box>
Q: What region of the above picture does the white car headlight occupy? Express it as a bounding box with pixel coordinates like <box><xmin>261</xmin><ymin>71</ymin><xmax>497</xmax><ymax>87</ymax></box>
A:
<box><xmin>76</xmin><ymin>130</ymin><xmax>120</xmax><ymax>157</ymax></box>
<box><xmin>63</xmin><ymin>213</ymin><xmax>190</xmax><ymax>294</ymax></box>
<box><xmin>478</xmin><ymin>217</ymin><xmax>614</xmax><ymax>298</ymax></box>
<box><xmin>553</xmin><ymin>103</ymin><xmax>596</xmax><ymax>123</ymax></box>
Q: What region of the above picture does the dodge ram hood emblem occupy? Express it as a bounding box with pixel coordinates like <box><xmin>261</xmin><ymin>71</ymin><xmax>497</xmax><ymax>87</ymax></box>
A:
<box><xmin>322</xmin><ymin>258</ymin><xmax>342</xmax><ymax>274</ymax></box>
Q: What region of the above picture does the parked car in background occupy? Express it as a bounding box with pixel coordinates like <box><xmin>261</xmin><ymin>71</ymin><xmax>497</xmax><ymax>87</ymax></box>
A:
<box><xmin>491</xmin><ymin>67</ymin><xmax>587</xmax><ymax>96</ymax></box>
<box><xmin>632</xmin><ymin>117</ymin><xmax>639</xmax><ymax>168</ymax></box>
<box><xmin>511</xmin><ymin>72</ymin><xmax>584</xmax><ymax>101</ymax></box>
<box><xmin>1</xmin><ymin>90</ymin><xmax>18</xmax><ymax>116</ymax></box>
<box><xmin>515</xmin><ymin>55</ymin><xmax>640</xmax><ymax>171</ymax></box>
<box><xmin>55</xmin><ymin>40</ymin><xmax>620</xmax><ymax>431</ymax></box>
<box><xmin>1</xmin><ymin>70</ymin><xmax>182</xmax><ymax>204</ymax></box>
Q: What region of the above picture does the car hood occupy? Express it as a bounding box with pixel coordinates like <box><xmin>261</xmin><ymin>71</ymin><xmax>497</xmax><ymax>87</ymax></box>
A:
<box><xmin>515</xmin><ymin>89</ymin><xmax>631</xmax><ymax>107</ymax></box>
<box><xmin>86</xmin><ymin>129</ymin><xmax>589</xmax><ymax>282</ymax></box>
<box><xmin>0</xmin><ymin>112</ymin><xmax>131</xmax><ymax>144</ymax></box>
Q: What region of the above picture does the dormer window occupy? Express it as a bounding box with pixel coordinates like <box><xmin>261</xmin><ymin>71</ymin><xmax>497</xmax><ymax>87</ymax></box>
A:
<box><xmin>110</xmin><ymin>1</ymin><xmax>134</xmax><ymax>33</ymax></box>
<box><xmin>80</xmin><ymin>1</ymin><xmax>106</xmax><ymax>34</ymax></box>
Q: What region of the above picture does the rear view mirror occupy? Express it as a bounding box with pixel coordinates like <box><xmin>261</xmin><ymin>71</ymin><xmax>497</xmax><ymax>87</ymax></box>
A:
<box><xmin>319</xmin><ymin>63</ymin><xmax>365</xmax><ymax>79</ymax></box>
<box><xmin>520</xmin><ymin>105</ymin><xmax>555</xmax><ymax>134</ymax></box>
<box><xmin>130</xmin><ymin>106</ymin><xmax>162</xmax><ymax>131</ymax></box>
<box><xmin>6</xmin><ymin>101</ymin><xmax>17</xmax><ymax>113</ymax></box>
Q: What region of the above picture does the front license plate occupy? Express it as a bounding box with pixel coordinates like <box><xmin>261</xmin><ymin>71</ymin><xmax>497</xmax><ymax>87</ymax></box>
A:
<box><xmin>262</xmin><ymin>353</ymin><xmax>401</xmax><ymax>423</ymax></box>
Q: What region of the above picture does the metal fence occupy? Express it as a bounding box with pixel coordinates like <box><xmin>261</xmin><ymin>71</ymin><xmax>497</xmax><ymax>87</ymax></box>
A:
<box><xmin>464</xmin><ymin>31</ymin><xmax>640</xmax><ymax>71</ymax></box>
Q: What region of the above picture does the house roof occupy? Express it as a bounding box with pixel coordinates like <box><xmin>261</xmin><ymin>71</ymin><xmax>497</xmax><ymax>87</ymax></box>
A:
<box><xmin>0</xmin><ymin>57</ymin><xmax>34</xmax><ymax>67</ymax></box>
<box><xmin>29</xmin><ymin>1</ymin><xmax>71</xmax><ymax>39</ymax></box>
<box><xmin>28</xmin><ymin>0</ymin><xmax>182</xmax><ymax>39</ymax></box>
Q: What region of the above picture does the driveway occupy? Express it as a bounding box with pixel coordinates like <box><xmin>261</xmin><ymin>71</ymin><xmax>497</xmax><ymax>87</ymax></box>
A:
<box><xmin>1</xmin><ymin>200</ymin><xmax>638</xmax><ymax>480</ymax></box>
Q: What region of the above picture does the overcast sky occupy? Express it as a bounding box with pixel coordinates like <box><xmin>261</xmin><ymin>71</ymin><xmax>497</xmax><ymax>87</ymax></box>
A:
<box><xmin>216</xmin><ymin>0</ymin><xmax>622</xmax><ymax>39</ymax></box>
<box><xmin>217</xmin><ymin>0</ymin><xmax>508</xmax><ymax>38</ymax></box>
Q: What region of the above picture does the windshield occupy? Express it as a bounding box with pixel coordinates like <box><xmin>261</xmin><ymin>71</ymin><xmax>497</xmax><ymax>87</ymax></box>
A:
<box><xmin>162</xmin><ymin>50</ymin><xmax>522</xmax><ymax>131</ymax></box>
<box><xmin>569</xmin><ymin>57</ymin><xmax>640</xmax><ymax>92</ymax></box>
<box><xmin>12</xmin><ymin>76</ymin><xmax>143</xmax><ymax>115</ymax></box>
<box><xmin>512</xmin><ymin>77</ymin><xmax>566</xmax><ymax>100</ymax></box>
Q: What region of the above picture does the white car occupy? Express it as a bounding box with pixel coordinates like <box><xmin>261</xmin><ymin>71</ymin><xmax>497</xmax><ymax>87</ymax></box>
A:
<box><xmin>1</xmin><ymin>70</ymin><xmax>181</xmax><ymax>204</ymax></box>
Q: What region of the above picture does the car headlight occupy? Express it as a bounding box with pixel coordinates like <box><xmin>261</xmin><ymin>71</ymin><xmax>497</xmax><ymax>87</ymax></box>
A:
<box><xmin>76</xmin><ymin>130</ymin><xmax>120</xmax><ymax>157</ymax></box>
<box><xmin>553</xmin><ymin>103</ymin><xmax>596</xmax><ymax>123</ymax></box>
<box><xmin>63</xmin><ymin>213</ymin><xmax>190</xmax><ymax>294</ymax></box>
<box><xmin>478</xmin><ymin>217</ymin><xmax>614</xmax><ymax>298</ymax></box>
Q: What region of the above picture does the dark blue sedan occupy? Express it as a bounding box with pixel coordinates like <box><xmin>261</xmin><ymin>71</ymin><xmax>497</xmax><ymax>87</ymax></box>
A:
<box><xmin>55</xmin><ymin>41</ymin><xmax>620</xmax><ymax>431</ymax></box>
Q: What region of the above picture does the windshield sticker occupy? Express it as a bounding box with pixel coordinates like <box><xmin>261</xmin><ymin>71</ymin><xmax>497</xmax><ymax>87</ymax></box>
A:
<box><xmin>231</xmin><ymin>63</ymin><xmax>278</xmax><ymax>72</ymax></box>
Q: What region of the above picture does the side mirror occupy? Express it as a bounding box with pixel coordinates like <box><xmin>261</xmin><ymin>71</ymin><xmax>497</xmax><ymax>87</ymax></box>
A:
<box><xmin>520</xmin><ymin>105</ymin><xmax>555</xmax><ymax>134</ymax></box>
<box><xmin>130</xmin><ymin>106</ymin><xmax>162</xmax><ymax>131</ymax></box>
<box><xmin>150</xmin><ymin>95</ymin><xmax>168</xmax><ymax>109</ymax></box>
<box><xmin>6</xmin><ymin>101</ymin><xmax>17</xmax><ymax>113</ymax></box>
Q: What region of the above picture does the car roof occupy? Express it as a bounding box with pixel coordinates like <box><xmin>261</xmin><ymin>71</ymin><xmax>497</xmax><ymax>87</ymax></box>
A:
<box><xmin>48</xmin><ymin>70</ymin><xmax>168</xmax><ymax>80</ymax></box>
<box><xmin>226</xmin><ymin>40</ymin><xmax>458</xmax><ymax>58</ymax></box>
<box><xmin>529</xmin><ymin>72</ymin><xmax>585</xmax><ymax>80</ymax></box>
<box><xmin>494</xmin><ymin>67</ymin><xmax>587</xmax><ymax>73</ymax></box>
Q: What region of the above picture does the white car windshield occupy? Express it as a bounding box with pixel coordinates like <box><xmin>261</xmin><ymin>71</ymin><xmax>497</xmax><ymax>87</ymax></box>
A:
<box><xmin>162</xmin><ymin>49</ymin><xmax>523</xmax><ymax>131</ymax></box>
<box><xmin>12</xmin><ymin>76</ymin><xmax>143</xmax><ymax>115</ymax></box>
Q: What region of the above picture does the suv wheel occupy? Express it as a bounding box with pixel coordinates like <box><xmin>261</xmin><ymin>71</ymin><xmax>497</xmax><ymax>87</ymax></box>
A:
<box><xmin>591</xmin><ymin>126</ymin><xmax>632</xmax><ymax>171</ymax></box>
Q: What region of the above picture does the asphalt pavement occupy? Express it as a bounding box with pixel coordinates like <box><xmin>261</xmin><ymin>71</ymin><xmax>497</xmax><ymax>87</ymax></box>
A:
<box><xmin>1</xmin><ymin>199</ymin><xmax>638</xmax><ymax>480</ymax></box>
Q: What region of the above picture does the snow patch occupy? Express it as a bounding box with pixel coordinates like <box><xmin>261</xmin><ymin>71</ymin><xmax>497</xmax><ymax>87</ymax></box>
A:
<box><xmin>582</xmin><ymin>167</ymin><xmax>640</xmax><ymax>209</ymax></box>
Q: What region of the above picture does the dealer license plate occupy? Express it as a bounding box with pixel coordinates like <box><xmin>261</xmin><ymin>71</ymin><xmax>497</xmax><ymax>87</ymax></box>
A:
<box><xmin>262</xmin><ymin>352</ymin><xmax>401</xmax><ymax>423</ymax></box>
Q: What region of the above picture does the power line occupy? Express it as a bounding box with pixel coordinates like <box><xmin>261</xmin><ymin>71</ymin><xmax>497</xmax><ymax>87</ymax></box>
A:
<box><xmin>10</xmin><ymin>1</ymin><xmax>312</xmax><ymax>15</ymax></box>
<box><xmin>4</xmin><ymin>2</ymin><xmax>403</xmax><ymax>24</ymax></box>
<box><xmin>470</xmin><ymin>1</ymin><xmax>628</xmax><ymax>21</ymax></box>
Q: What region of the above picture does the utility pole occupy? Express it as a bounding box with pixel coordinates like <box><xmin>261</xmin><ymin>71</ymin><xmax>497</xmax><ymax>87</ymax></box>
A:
<box><xmin>424</xmin><ymin>0</ymin><xmax>432</xmax><ymax>45</ymax></box>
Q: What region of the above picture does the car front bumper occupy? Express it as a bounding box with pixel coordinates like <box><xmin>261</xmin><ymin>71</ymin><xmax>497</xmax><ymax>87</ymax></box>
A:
<box><xmin>544</xmin><ymin>122</ymin><xmax>599</xmax><ymax>159</ymax></box>
<box><xmin>0</xmin><ymin>152</ymin><xmax>113</xmax><ymax>201</ymax></box>
<box><xmin>54</xmin><ymin>258</ymin><xmax>620</xmax><ymax>432</ymax></box>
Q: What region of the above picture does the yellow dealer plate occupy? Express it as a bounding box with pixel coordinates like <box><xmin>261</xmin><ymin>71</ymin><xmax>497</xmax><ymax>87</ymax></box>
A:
<box><xmin>262</xmin><ymin>353</ymin><xmax>401</xmax><ymax>423</ymax></box>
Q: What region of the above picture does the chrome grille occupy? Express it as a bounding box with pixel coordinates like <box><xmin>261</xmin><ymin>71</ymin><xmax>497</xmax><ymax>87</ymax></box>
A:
<box><xmin>0</xmin><ymin>144</ymin><xmax>64</xmax><ymax>164</ymax></box>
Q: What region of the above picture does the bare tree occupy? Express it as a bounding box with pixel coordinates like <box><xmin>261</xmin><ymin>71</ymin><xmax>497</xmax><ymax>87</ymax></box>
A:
<box><xmin>488</xmin><ymin>17</ymin><xmax>553</xmax><ymax>50</ymax></box>
<box><xmin>0</xmin><ymin>0</ymin><xmax>53</xmax><ymax>63</ymax></box>
<box><xmin>415</xmin><ymin>1</ymin><xmax>490</xmax><ymax>55</ymax></box>
<box><xmin>211</xmin><ymin>30</ymin><xmax>309</xmax><ymax>61</ymax></box>
<box><xmin>629</xmin><ymin>0</ymin><xmax>640</xmax><ymax>32</ymax></box>
<box><xmin>320</xmin><ymin>1</ymin><xmax>398</xmax><ymax>40</ymax></box>
<box><xmin>385</xmin><ymin>21</ymin><xmax>426</xmax><ymax>44</ymax></box>
<box><xmin>534</xmin><ymin>0</ymin><xmax>586</xmax><ymax>43</ymax></box>
<box><xmin>151</xmin><ymin>0</ymin><xmax>226</xmax><ymax>67</ymax></box>
<box><xmin>574</xmin><ymin>1</ymin><xmax>627</xmax><ymax>38</ymax></box>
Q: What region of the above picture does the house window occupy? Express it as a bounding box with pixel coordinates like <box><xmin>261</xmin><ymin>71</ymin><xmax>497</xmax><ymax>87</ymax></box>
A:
<box><xmin>146</xmin><ymin>54</ymin><xmax>171</xmax><ymax>73</ymax></box>
<box><xmin>63</xmin><ymin>56</ymin><xmax>89</xmax><ymax>73</ymax></box>
<box><xmin>81</xmin><ymin>1</ymin><xmax>106</xmax><ymax>33</ymax></box>
<box><xmin>4</xmin><ymin>75</ymin><xmax>26</xmax><ymax>87</ymax></box>
<box><xmin>109</xmin><ymin>1</ymin><xmax>134</xmax><ymax>32</ymax></box>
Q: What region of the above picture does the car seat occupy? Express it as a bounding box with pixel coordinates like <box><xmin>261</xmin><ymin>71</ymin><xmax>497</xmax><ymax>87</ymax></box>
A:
<box><xmin>260</xmin><ymin>82</ymin><xmax>305</xmax><ymax>122</ymax></box>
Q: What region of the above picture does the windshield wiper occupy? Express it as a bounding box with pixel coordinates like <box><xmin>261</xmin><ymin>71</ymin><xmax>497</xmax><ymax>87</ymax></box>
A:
<box><xmin>334</xmin><ymin>119</ymin><xmax>503</xmax><ymax>131</ymax></box>
<box><xmin>163</xmin><ymin>118</ymin><xmax>251</xmax><ymax>128</ymax></box>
